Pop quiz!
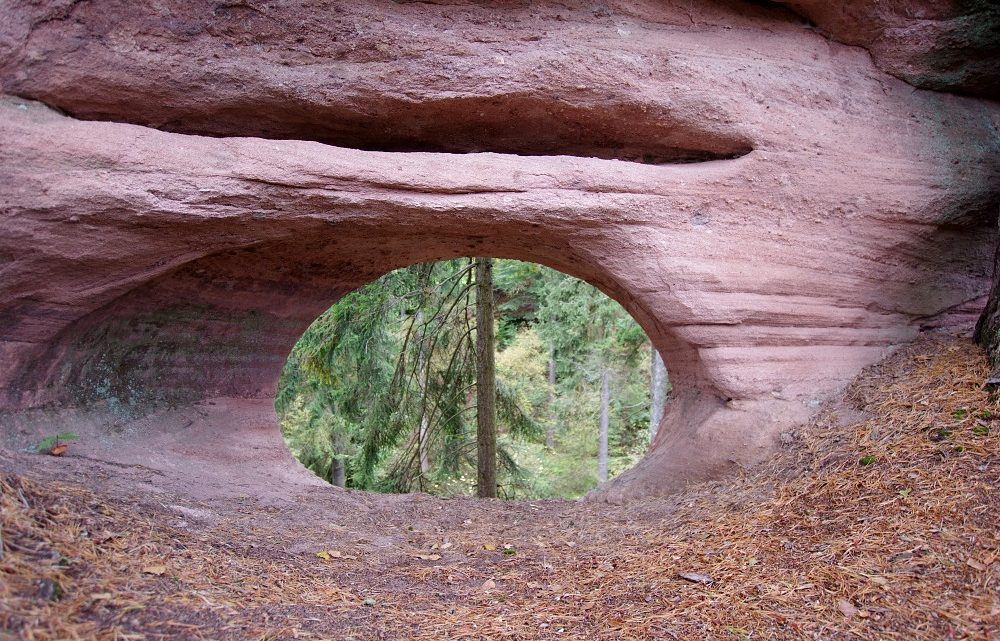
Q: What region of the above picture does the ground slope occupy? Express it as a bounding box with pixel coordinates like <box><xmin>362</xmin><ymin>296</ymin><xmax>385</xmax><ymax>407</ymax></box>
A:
<box><xmin>2</xmin><ymin>334</ymin><xmax>998</xmax><ymax>640</ymax></box>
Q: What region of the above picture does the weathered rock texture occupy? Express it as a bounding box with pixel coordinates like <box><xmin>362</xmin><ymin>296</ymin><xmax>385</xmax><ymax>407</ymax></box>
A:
<box><xmin>778</xmin><ymin>0</ymin><xmax>1000</xmax><ymax>100</ymax></box>
<box><xmin>1</xmin><ymin>0</ymin><xmax>998</xmax><ymax>497</ymax></box>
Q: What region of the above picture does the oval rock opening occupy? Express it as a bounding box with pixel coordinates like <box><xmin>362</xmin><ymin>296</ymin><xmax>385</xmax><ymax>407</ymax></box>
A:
<box><xmin>277</xmin><ymin>257</ymin><xmax>670</xmax><ymax>499</ymax></box>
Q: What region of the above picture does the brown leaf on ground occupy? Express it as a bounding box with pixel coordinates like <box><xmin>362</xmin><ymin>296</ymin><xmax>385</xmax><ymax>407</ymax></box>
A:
<box><xmin>48</xmin><ymin>443</ymin><xmax>68</xmax><ymax>457</ymax></box>
<box><xmin>837</xmin><ymin>599</ymin><xmax>859</xmax><ymax>617</ymax></box>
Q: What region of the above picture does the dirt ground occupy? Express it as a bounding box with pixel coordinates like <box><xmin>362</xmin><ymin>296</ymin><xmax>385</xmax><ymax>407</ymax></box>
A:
<box><xmin>2</xmin><ymin>335</ymin><xmax>998</xmax><ymax>640</ymax></box>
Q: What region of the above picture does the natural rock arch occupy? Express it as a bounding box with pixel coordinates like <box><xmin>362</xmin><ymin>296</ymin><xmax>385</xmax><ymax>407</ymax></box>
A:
<box><xmin>1</xmin><ymin>0</ymin><xmax>998</xmax><ymax>498</ymax></box>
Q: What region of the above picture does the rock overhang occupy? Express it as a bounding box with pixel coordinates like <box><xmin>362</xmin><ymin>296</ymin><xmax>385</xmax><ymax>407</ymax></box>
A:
<box><xmin>0</xmin><ymin>0</ymin><xmax>998</xmax><ymax>497</ymax></box>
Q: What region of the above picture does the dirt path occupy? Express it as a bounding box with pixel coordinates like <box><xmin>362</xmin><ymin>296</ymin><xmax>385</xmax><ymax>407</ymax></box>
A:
<box><xmin>3</xmin><ymin>335</ymin><xmax>998</xmax><ymax>640</ymax></box>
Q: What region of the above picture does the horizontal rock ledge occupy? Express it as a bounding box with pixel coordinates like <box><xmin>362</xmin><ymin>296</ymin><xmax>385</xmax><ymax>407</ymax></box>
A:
<box><xmin>1</xmin><ymin>0</ymin><xmax>998</xmax><ymax>497</ymax></box>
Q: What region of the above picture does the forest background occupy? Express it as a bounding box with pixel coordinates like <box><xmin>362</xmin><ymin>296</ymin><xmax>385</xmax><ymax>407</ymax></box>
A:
<box><xmin>277</xmin><ymin>259</ymin><xmax>669</xmax><ymax>500</ymax></box>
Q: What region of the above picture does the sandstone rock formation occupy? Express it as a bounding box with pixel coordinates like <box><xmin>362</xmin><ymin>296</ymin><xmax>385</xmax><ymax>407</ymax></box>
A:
<box><xmin>1</xmin><ymin>0</ymin><xmax>998</xmax><ymax>497</ymax></box>
<box><xmin>778</xmin><ymin>0</ymin><xmax>1000</xmax><ymax>100</ymax></box>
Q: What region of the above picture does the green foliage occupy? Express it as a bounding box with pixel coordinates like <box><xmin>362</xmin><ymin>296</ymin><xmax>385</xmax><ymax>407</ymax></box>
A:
<box><xmin>277</xmin><ymin>259</ymin><xmax>666</xmax><ymax>499</ymax></box>
<box><xmin>35</xmin><ymin>432</ymin><xmax>78</xmax><ymax>453</ymax></box>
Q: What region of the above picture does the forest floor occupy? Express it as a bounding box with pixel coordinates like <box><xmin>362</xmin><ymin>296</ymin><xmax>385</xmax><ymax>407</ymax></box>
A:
<box><xmin>2</xmin><ymin>335</ymin><xmax>998</xmax><ymax>640</ymax></box>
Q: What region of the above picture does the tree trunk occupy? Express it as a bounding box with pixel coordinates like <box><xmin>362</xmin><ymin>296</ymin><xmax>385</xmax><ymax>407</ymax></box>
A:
<box><xmin>475</xmin><ymin>257</ymin><xmax>497</xmax><ymax>499</ymax></box>
<box><xmin>545</xmin><ymin>346</ymin><xmax>556</xmax><ymax>448</ymax></box>
<box><xmin>330</xmin><ymin>457</ymin><xmax>346</xmax><ymax>487</ymax></box>
<box><xmin>415</xmin><ymin>310</ymin><xmax>430</xmax><ymax>477</ymax></box>
<box><xmin>976</xmin><ymin>220</ymin><xmax>1000</xmax><ymax>381</ymax></box>
<box><xmin>598</xmin><ymin>367</ymin><xmax>610</xmax><ymax>483</ymax></box>
<box><xmin>649</xmin><ymin>347</ymin><xmax>668</xmax><ymax>443</ymax></box>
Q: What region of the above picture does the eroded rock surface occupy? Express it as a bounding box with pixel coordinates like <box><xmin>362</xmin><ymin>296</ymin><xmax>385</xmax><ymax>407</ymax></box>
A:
<box><xmin>1</xmin><ymin>0</ymin><xmax>998</xmax><ymax>497</ymax></box>
<box><xmin>778</xmin><ymin>0</ymin><xmax>1000</xmax><ymax>99</ymax></box>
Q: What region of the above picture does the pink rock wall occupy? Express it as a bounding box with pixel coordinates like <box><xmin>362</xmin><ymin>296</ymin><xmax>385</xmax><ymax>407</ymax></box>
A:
<box><xmin>777</xmin><ymin>1</ymin><xmax>1000</xmax><ymax>99</ymax></box>
<box><xmin>1</xmin><ymin>0</ymin><xmax>998</xmax><ymax>496</ymax></box>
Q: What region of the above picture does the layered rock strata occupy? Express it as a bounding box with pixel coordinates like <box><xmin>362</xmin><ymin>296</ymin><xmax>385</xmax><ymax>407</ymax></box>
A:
<box><xmin>1</xmin><ymin>0</ymin><xmax>998</xmax><ymax>496</ymax></box>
